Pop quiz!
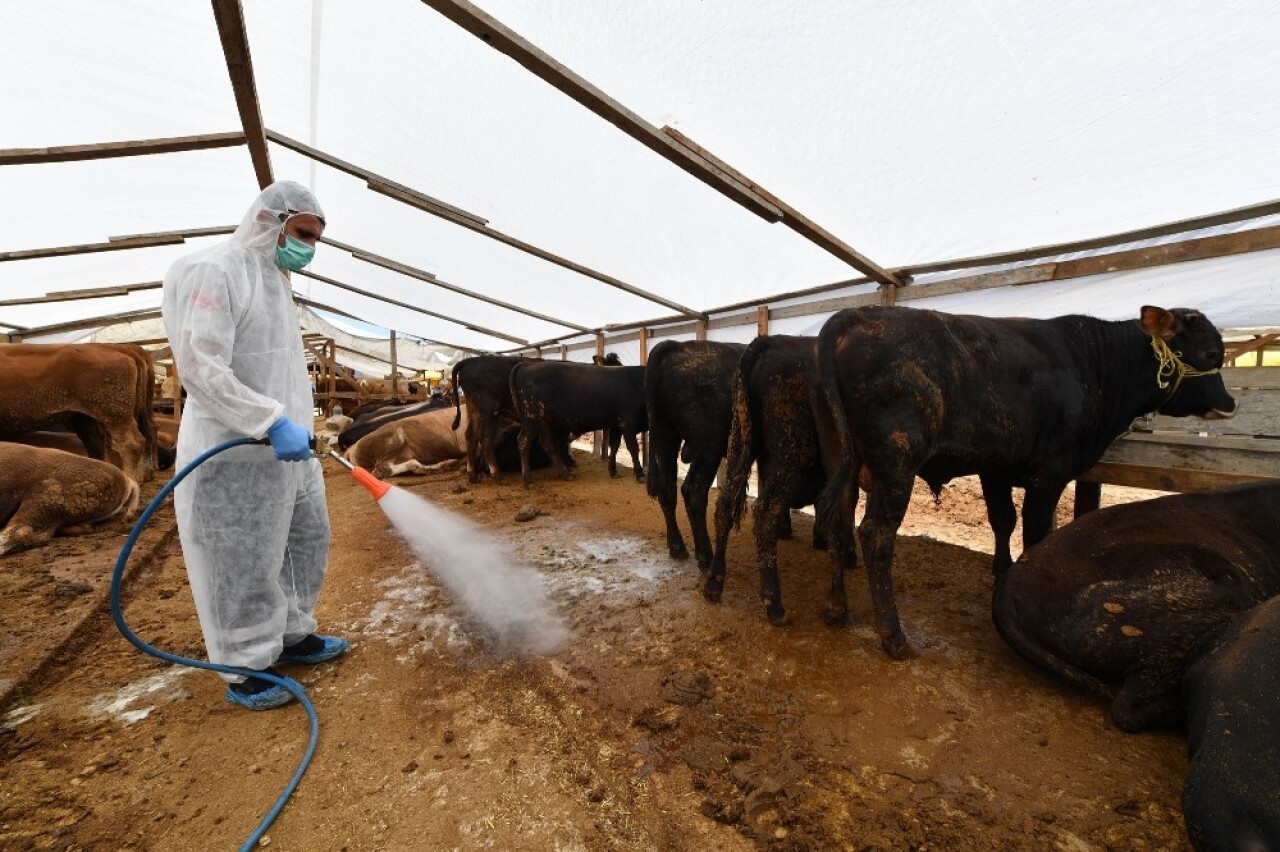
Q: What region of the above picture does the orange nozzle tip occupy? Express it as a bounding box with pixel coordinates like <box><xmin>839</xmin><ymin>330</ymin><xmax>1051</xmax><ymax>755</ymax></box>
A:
<box><xmin>350</xmin><ymin>466</ymin><xmax>391</xmax><ymax>500</ymax></box>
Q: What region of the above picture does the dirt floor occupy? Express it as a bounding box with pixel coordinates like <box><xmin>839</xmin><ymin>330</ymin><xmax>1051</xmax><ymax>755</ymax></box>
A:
<box><xmin>1</xmin><ymin>445</ymin><xmax>1192</xmax><ymax>851</ymax></box>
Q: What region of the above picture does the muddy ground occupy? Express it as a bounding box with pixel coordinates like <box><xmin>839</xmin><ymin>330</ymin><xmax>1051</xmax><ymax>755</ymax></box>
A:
<box><xmin>1</xmin><ymin>446</ymin><xmax>1191</xmax><ymax>851</ymax></box>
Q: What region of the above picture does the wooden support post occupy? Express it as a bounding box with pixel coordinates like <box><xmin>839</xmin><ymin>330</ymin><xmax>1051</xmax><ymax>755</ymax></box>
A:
<box><xmin>560</xmin><ymin>344</ymin><xmax>567</xmax><ymax>361</ymax></box>
<box><xmin>327</xmin><ymin>339</ymin><xmax>337</xmax><ymax>415</ymax></box>
<box><xmin>695</xmin><ymin>318</ymin><xmax>708</xmax><ymax>342</ymax></box>
<box><xmin>167</xmin><ymin>365</ymin><xmax>184</xmax><ymax>424</ymax></box>
<box><xmin>756</xmin><ymin>305</ymin><xmax>769</xmax><ymax>338</ymax></box>
<box><xmin>389</xmin><ymin>329</ymin><xmax>399</xmax><ymax>400</ymax></box>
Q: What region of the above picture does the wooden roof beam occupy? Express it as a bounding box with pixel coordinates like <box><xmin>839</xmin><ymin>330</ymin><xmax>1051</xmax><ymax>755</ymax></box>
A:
<box><xmin>294</xmin><ymin>269</ymin><xmax>528</xmax><ymax>346</ymax></box>
<box><xmin>269</xmin><ymin>130</ymin><xmax>701</xmax><ymax>318</ymax></box>
<box><xmin>320</xmin><ymin>237</ymin><xmax>592</xmax><ymax>333</ymax></box>
<box><xmin>14</xmin><ymin>308</ymin><xmax>164</xmax><ymax>340</ymax></box>
<box><xmin>0</xmin><ymin>132</ymin><xmax>247</xmax><ymax>166</ymax></box>
<box><xmin>660</xmin><ymin>127</ymin><xmax>900</xmax><ymax>288</ymax></box>
<box><xmin>0</xmin><ymin>226</ymin><xmax>235</xmax><ymax>263</ymax></box>
<box><xmin>0</xmin><ymin>281</ymin><xmax>162</xmax><ymax>308</ymax></box>
<box><xmin>419</xmin><ymin>0</ymin><xmax>782</xmax><ymax>222</ymax></box>
<box><xmin>211</xmin><ymin>0</ymin><xmax>273</xmax><ymax>189</ymax></box>
<box><xmin>418</xmin><ymin>0</ymin><xmax>898</xmax><ymax>288</ymax></box>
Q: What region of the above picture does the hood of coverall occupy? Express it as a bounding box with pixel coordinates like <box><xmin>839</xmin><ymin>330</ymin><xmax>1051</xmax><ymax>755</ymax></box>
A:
<box><xmin>162</xmin><ymin>180</ymin><xmax>327</xmax><ymax>457</ymax></box>
<box><xmin>232</xmin><ymin>180</ymin><xmax>326</xmax><ymax>259</ymax></box>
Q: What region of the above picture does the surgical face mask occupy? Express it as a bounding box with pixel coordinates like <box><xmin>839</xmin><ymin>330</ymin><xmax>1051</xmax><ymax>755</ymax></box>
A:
<box><xmin>275</xmin><ymin>234</ymin><xmax>316</xmax><ymax>271</ymax></box>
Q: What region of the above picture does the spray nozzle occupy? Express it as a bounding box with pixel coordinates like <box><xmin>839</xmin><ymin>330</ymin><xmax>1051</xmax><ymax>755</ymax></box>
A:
<box><xmin>326</xmin><ymin>450</ymin><xmax>390</xmax><ymax>500</ymax></box>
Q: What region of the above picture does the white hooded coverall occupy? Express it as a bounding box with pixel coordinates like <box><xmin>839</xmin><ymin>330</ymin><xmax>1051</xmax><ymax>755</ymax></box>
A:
<box><xmin>162</xmin><ymin>181</ymin><xmax>330</xmax><ymax>680</ymax></box>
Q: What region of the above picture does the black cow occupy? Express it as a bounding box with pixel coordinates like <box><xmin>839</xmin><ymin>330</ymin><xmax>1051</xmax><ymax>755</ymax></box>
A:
<box><xmin>644</xmin><ymin>340</ymin><xmax>746</xmax><ymax>571</ymax></box>
<box><xmin>706</xmin><ymin>335</ymin><xmax>836</xmax><ymax>622</ymax></box>
<box><xmin>1182</xmin><ymin>593</ymin><xmax>1280</xmax><ymax>851</ymax></box>
<box><xmin>336</xmin><ymin>397</ymin><xmax>452</xmax><ymax>451</ymax></box>
<box><xmin>509</xmin><ymin>361</ymin><xmax>646</xmax><ymax>487</ymax></box>
<box><xmin>347</xmin><ymin>399</ymin><xmax>411</xmax><ymax>423</ymax></box>
<box><xmin>993</xmin><ymin>480</ymin><xmax>1280</xmax><ymax>732</ymax></box>
<box><xmin>815</xmin><ymin>305</ymin><xmax>1237</xmax><ymax>658</ymax></box>
<box><xmin>451</xmin><ymin>355</ymin><xmax>531</xmax><ymax>483</ymax></box>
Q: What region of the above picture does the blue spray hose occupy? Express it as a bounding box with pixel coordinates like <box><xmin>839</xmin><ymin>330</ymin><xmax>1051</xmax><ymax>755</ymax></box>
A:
<box><xmin>109</xmin><ymin>436</ymin><xmax>319</xmax><ymax>852</ymax></box>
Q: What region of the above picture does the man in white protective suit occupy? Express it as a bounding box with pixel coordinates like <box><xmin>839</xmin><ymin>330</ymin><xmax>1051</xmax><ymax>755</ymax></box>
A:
<box><xmin>162</xmin><ymin>180</ymin><xmax>349</xmax><ymax>711</ymax></box>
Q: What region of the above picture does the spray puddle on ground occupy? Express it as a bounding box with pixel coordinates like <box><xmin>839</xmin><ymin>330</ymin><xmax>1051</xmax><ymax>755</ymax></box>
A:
<box><xmin>86</xmin><ymin>669</ymin><xmax>191</xmax><ymax>725</ymax></box>
<box><xmin>351</xmin><ymin>517</ymin><xmax>684</xmax><ymax>663</ymax></box>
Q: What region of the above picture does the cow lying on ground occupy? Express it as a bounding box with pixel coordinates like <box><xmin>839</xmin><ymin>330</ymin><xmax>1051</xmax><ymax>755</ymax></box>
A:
<box><xmin>336</xmin><ymin>397</ymin><xmax>452</xmax><ymax>451</ymax></box>
<box><xmin>1182</xmin><ymin>593</ymin><xmax>1280</xmax><ymax>851</ymax></box>
<box><xmin>644</xmin><ymin>340</ymin><xmax>746</xmax><ymax>571</ymax></box>
<box><xmin>708</xmin><ymin>335</ymin><xmax>836</xmax><ymax>622</ymax></box>
<box><xmin>509</xmin><ymin>360</ymin><xmax>646</xmax><ymax>487</ymax></box>
<box><xmin>0</xmin><ymin>443</ymin><xmax>140</xmax><ymax>555</ymax></box>
<box><xmin>993</xmin><ymin>480</ymin><xmax>1280</xmax><ymax>732</ymax></box>
<box><xmin>0</xmin><ymin>343</ymin><xmax>157</xmax><ymax>482</ymax></box>
<box><xmin>815</xmin><ymin>305</ymin><xmax>1237</xmax><ymax>658</ymax></box>
<box><xmin>346</xmin><ymin>407</ymin><xmax>468</xmax><ymax>478</ymax></box>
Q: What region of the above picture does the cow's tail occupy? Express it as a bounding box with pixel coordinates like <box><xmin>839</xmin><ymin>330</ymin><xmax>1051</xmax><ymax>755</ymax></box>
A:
<box><xmin>118</xmin><ymin>476</ymin><xmax>141</xmax><ymax>521</ymax></box>
<box><xmin>450</xmin><ymin>360</ymin><xmax>468</xmax><ymax>431</ymax></box>
<box><xmin>991</xmin><ymin>571</ymin><xmax>1114</xmax><ymax>700</ymax></box>
<box><xmin>507</xmin><ymin>361</ymin><xmax>528</xmax><ymax>423</ymax></box>
<box><xmin>814</xmin><ymin>312</ymin><xmax>863</xmax><ymax>539</ymax></box>
<box><xmin>643</xmin><ymin>341</ymin><xmax>679</xmax><ymax>500</ymax></box>
<box><xmin>128</xmin><ymin>346</ymin><xmax>158</xmax><ymax>476</ymax></box>
<box><xmin>718</xmin><ymin>339</ymin><xmax>764</xmax><ymax>529</ymax></box>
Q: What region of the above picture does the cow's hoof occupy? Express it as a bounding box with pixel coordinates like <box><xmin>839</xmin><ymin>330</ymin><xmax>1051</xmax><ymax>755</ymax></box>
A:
<box><xmin>881</xmin><ymin>636</ymin><xmax>912</xmax><ymax>661</ymax></box>
<box><xmin>609</xmin><ymin>470</ymin><xmax>621</xmax><ymax>478</ymax></box>
<box><xmin>811</xmin><ymin>537</ymin><xmax>828</xmax><ymax>552</ymax></box>
<box><xmin>765</xmin><ymin>603</ymin><xmax>789</xmax><ymax>626</ymax></box>
<box><xmin>701</xmin><ymin>578</ymin><xmax>723</xmax><ymax>603</ymax></box>
<box><xmin>634</xmin><ymin>474</ymin><xmax>645</xmax><ymax>483</ymax></box>
<box><xmin>668</xmin><ymin>542</ymin><xmax>689</xmax><ymax>560</ymax></box>
<box><xmin>821</xmin><ymin>606</ymin><xmax>849</xmax><ymax>627</ymax></box>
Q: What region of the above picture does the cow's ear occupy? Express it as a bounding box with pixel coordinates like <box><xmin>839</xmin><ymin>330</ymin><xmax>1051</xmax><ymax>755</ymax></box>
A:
<box><xmin>1139</xmin><ymin>306</ymin><xmax>1178</xmax><ymax>339</ymax></box>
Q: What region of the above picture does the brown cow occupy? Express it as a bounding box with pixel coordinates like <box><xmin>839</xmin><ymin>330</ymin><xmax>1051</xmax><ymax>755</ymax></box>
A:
<box><xmin>0</xmin><ymin>443</ymin><xmax>140</xmax><ymax>555</ymax></box>
<box><xmin>347</xmin><ymin>406</ymin><xmax>468</xmax><ymax>478</ymax></box>
<box><xmin>103</xmin><ymin>343</ymin><xmax>159</xmax><ymax>480</ymax></box>
<box><xmin>0</xmin><ymin>343</ymin><xmax>153</xmax><ymax>482</ymax></box>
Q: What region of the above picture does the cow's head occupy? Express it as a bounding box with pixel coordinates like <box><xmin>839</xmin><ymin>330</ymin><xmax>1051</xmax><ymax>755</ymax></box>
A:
<box><xmin>1140</xmin><ymin>306</ymin><xmax>1236</xmax><ymax>419</ymax></box>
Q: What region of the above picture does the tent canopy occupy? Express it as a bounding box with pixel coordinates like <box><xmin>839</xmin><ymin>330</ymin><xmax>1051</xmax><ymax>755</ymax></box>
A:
<box><xmin>2</xmin><ymin>1</ymin><xmax>1277</xmax><ymax>354</ymax></box>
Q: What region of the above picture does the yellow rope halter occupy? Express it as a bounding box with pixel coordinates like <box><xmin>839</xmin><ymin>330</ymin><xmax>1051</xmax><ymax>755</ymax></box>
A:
<box><xmin>1150</xmin><ymin>335</ymin><xmax>1220</xmax><ymax>398</ymax></box>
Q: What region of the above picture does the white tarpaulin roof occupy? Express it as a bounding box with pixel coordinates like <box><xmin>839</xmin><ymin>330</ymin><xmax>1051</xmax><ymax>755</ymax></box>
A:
<box><xmin>2</xmin><ymin>1</ymin><xmax>1278</xmax><ymax>348</ymax></box>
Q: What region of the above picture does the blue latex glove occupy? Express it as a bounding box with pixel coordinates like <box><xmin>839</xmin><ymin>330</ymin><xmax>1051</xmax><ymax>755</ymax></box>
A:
<box><xmin>265</xmin><ymin>417</ymin><xmax>313</xmax><ymax>461</ymax></box>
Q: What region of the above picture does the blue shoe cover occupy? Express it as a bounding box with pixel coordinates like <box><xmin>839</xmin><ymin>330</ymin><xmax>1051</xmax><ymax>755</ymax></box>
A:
<box><xmin>277</xmin><ymin>634</ymin><xmax>350</xmax><ymax>665</ymax></box>
<box><xmin>225</xmin><ymin>681</ymin><xmax>295</xmax><ymax>711</ymax></box>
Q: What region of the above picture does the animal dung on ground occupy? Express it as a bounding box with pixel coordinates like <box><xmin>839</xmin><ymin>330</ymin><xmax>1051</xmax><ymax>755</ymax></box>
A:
<box><xmin>514</xmin><ymin>505</ymin><xmax>543</xmax><ymax>523</ymax></box>
<box><xmin>661</xmin><ymin>671</ymin><xmax>713</xmax><ymax>705</ymax></box>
